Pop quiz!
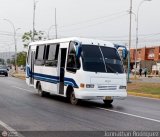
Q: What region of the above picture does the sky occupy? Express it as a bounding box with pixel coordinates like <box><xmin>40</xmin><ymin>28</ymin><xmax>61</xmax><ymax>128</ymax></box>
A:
<box><xmin>0</xmin><ymin>0</ymin><xmax>159</xmax><ymax>52</ymax></box>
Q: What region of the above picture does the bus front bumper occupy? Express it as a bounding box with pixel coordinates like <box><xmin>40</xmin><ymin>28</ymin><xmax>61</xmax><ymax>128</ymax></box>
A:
<box><xmin>75</xmin><ymin>90</ymin><xmax>127</xmax><ymax>100</ymax></box>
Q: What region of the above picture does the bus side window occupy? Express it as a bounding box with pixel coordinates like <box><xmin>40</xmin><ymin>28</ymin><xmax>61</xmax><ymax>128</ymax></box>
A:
<box><xmin>35</xmin><ymin>45</ymin><xmax>45</xmax><ymax>66</ymax></box>
<box><xmin>66</xmin><ymin>42</ymin><xmax>80</xmax><ymax>73</ymax></box>
<box><xmin>45</xmin><ymin>44</ymin><xmax>59</xmax><ymax>67</ymax></box>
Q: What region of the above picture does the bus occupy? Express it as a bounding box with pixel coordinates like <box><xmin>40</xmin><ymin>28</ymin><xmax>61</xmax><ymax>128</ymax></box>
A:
<box><xmin>26</xmin><ymin>37</ymin><xmax>127</xmax><ymax>105</ymax></box>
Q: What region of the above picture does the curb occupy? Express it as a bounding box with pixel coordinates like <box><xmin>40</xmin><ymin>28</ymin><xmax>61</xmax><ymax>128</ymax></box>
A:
<box><xmin>128</xmin><ymin>91</ymin><xmax>160</xmax><ymax>99</ymax></box>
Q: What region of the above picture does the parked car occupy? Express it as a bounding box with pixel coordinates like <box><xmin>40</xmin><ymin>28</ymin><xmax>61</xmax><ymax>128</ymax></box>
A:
<box><xmin>0</xmin><ymin>65</ymin><xmax>8</xmax><ymax>77</ymax></box>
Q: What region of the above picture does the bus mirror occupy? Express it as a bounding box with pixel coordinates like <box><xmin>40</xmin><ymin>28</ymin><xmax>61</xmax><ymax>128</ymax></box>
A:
<box><xmin>122</xmin><ymin>49</ymin><xmax>128</xmax><ymax>60</ymax></box>
<box><xmin>114</xmin><ymin>44</ymin><xmax>128</xmax><ymax>60</ymax></box>
<box><xmin>76</xmin><ymin>46</ymin><xmax>82</xmax><ymax>59</ymax></box>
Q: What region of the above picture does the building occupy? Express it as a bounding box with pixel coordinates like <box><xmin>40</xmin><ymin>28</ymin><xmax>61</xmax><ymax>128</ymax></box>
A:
<box><xmin>130</xmin><ymin>46</ymin><xmax>160</xmax><ymax>73</ymax></box>
<box><xmin>0</xmin><ymin>52</ymin><xmax>15</xmax><ymax>63</ymax></box>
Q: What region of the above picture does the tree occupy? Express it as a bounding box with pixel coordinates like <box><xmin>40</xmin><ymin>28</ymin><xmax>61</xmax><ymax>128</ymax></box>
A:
<box><xmin>17</xmin><ymin>51</ymin><xmax>27</xmax><ymax>66</ymax></box>
<box><xmin>22</xmin><ymin>30</ymin><xmax>46</xmax><ymax>48</ymax></box>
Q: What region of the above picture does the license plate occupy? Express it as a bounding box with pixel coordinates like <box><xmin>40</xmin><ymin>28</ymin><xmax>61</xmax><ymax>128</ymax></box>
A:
<box><xmin>105</xmin><ymin>96</ymin><xmax>112</xmax><ymax>100</ymax></box>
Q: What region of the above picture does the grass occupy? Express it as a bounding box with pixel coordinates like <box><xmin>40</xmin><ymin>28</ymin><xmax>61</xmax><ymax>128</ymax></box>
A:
<box><xmin>12</xmin><ymin>72</ymin><xmax>26</xmax><ymax>80</ymax></box>
<box><xmin>127</xmin><ymin>82</ymin><xmax>160</xmax><ymax>99</ymax></box>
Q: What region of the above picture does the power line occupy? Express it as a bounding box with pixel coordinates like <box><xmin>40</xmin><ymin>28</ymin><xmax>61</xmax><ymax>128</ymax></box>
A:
<box><xmin>58</xmin><ymin>13</ymin><xmax>128</xmax><ymax>34</ymax></box>
<box><xmin>58</xmin><ymin>10</ymin><xmax>127</xmax><ymax>29</ymax></box>
<box><xmin>0</xmin><ymin>30</ymin><xmax>23</xmax><ymax>37</ymax></box>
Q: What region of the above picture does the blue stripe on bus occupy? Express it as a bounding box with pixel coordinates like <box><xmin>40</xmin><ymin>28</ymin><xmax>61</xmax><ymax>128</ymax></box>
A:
<box><xmin>26</xmin><ymin>66</ymin><xmax>78</xmax><ymax>88</ymax></box>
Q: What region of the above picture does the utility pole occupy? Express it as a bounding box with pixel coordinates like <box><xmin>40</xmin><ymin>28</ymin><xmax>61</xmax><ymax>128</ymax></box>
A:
<box><xmin>134</xmin><ymin>0</ymin><xmax>152</xmax><ymax>79</ymax></box>
<box><xmin>33</xmin><ymin>0</ymin><xmax>36</xmax><ymax>41</ymax></box>
<box><xmin>127</xmin><ymin>0</ymin><xmax>132</xmax><ymax>82</ymax></box>
<box><xmin>55</xmin><ymin>8</ymin><xmax>58</xmax><ymax>39</ymax></box>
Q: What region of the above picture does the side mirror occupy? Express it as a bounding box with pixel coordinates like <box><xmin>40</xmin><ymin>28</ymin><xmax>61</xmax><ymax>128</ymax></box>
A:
<box><xmin>114</xmin><ymin>44</ymin><xmax>128</xmax><ymax>60</ymax></box>
<box><xmin>122</xmin><ymin>49</ymin><xmax>128</xmax><ymax>60</ymax></box>
<box><xmin>76</xmin><ymin>45</ymin><xmax>82</xmax><ymax>59</ymax></box>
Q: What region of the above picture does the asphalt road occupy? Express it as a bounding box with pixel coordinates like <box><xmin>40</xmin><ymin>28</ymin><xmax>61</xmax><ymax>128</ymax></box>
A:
<box><xmin>0</xmin><ymin>76</ymin><xmax>160</xmax><ymax>137</ymax></box>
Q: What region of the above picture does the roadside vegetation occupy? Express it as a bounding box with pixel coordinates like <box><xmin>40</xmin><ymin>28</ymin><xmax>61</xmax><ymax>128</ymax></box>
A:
<box><xmin>128</xmin><ymin>82</ymin><xmax>160</xmax><ymax>99</ymax></box>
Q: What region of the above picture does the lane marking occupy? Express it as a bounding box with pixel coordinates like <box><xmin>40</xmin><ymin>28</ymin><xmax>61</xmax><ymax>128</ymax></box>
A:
<box><xmin>0</xmin><ymin>120</ymin><xmax>24</xmax><ymax>137</ymax></box>
<box><xmin>97</xmin><ymin>107</ymin><xmax>160</xmax><ymax>123</ymax></box>
<box><xmin>129</xmin><ymin>95</ymin><xmax>160</xmax><ymax>101</ymax></box>
<box><xmin>12</xmin><ymin>86</ymin><xmax>34</xmax><ymax>93</ymax></box>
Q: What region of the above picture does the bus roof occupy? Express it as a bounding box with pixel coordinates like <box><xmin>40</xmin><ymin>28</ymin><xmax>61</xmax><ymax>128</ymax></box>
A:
<box><xmin>29</xmin><ymin>37</ymin><xmax>115</xmax><ymax>48</ymax></box>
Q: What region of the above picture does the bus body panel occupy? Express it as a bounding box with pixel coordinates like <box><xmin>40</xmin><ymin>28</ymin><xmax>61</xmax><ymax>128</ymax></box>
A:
<box><xmin>65</xmin><ymin>70</ymin><xmax>127</xmax><ymax>99</ymax></box>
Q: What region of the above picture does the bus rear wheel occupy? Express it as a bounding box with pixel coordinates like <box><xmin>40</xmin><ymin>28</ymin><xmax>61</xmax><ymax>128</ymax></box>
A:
<box><xmin>37</xmin><ymin>83</ymin><xmax>45</xmax><ymax>97</ymax></box>
<box><xmin>103</xmin><ymin>99</ymin><xmax>113</xmax><ymax>105</ymax></box>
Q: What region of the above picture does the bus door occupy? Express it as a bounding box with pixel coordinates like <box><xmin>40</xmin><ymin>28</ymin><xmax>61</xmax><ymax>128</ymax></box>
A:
<box><xmin>30</xmin><ymin>51</ymin><xmax>35</xmax><ymax>85</ymax></box>
<box><xmin>57</xmin><ymin>46</ymin><xmax>67</xmax><ymax>95</ymax></box>
<box><xmin>26</xmin><ymin>46</ymin><xmax>35</xmax><ymax>86</ymax></box>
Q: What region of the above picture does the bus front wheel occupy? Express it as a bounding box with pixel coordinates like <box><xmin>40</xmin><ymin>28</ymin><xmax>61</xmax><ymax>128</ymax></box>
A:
<box><xmin>69</xmin><ymin>90</ymin><xmax>79</xmax><ymax>105</ymax></box>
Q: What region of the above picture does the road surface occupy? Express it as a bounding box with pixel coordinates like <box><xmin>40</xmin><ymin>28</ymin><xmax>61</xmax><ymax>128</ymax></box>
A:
<box><xmin>0</xmin><ymin>76</ymin><xmax>159</xmax><ymax>136</ymax></box>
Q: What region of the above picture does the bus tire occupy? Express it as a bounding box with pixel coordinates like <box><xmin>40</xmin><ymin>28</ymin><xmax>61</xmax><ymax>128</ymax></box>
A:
<box><xmin>67</xmin><ymin>88</ymin><xmax>79</xmax><ymax>105</ymax></box>
<box><xmin>70</xmin><ymin>91</ymin><xmax>79</xmax><ymax>105</ymax></box>
<box><xmin>103</xmin><ymin>99</ymin><xmax>113</xmax><ymax>105</ymax></box>
<box><xmin>37</xmin><ymin>82</ymin><xmax>45</xmax><ymax>97</ymax></box>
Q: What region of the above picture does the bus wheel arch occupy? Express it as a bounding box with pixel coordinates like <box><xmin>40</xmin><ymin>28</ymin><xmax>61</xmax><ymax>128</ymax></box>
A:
<box><xmin>66</xmin><ymin>86</ymin><xmax>79</xmax><ymax>105</ymax></box>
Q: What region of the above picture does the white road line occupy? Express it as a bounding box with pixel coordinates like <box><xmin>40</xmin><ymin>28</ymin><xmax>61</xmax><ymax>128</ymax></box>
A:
<box><xmin>97</xmin><ymin>107</ymin><xmax>160</xmax><ymax>123</ymax></box>
<box><xmin>0</xmin><ymin>120</ymin><xmax>24</xmax><ymax>137</ymax></box>
<box><xmin>0</xmin><ymin>120</ymin><xmax>16</xmax><ymax>132</ymax></box>
<box><xmin>12</xmin><ymin>86</ymin><xmax>33</xmax><ymax>93</ymax></box>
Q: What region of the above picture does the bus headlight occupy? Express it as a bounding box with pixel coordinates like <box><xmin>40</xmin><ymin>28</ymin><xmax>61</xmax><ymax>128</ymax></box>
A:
<box><xmin>86</xmin><ymin>84</ymin><xmax>94</xmax><ymax>88</ymax></box>
<box><xmin>119</xmin><ymin>86</ymin><xmax>126</xmax><ymax>89</ymax></box>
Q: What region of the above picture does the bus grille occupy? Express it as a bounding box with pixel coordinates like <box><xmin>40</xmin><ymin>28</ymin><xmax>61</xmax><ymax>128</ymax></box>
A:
<box><xmin>98</xmin><ymin>85</ymin><xmax>117</xmax><ymax>90</ymax></box>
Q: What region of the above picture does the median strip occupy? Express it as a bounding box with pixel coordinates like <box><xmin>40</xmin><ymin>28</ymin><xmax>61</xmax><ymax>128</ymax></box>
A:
<box><xmin>127</xmin><ymin>82</ymin><xmax>160</xmax><ymax>99</ymax></box>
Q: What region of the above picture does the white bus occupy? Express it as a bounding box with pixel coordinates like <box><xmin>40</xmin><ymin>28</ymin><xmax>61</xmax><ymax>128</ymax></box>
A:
<box><xmin>26</xmin><ymin>37</ymin><xmax>127</xmax><ymax>105</ymax></box>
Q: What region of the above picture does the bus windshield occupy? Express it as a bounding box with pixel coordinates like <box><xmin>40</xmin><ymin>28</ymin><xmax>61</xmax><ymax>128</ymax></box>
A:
<box><xmin>81</xmin><ymin>45</ymin><xmax>124</xmax><ymax>73</ymax></box>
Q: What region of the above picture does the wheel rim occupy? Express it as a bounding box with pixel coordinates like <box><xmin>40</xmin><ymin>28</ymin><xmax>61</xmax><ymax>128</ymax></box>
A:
<box><xmin>70</xmin><ymin>92</ymin><xmax>78</xmax><ymax>105</ymax></box>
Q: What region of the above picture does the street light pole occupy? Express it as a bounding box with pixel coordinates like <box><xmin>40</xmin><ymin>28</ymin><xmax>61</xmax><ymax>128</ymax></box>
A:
<box><xmin>33</xmin><ymin>0</ymin><xmax>38</xmax><ymax>41</ymax></box>
<box><xmin>47</xmin><ymin>8</ymin><xmax>58</xmax><ymax>39</ymax></box>
<box><xmin>47</xmin><ymin>25</ymin><xmax>55</xmax><ymax>39</ymax></box>
<box><xmin>134</xmin><ymin>0</ymin><xmax>152</xmax><ymax>78</ymax></box>
<box><xmin>33</xmin><ymin>0</ymin><xmax>36</xmax><ymax>41</ymax></box>
<box><xmin>127</xmin><ymin>0</ymin><xmax>132</xmax><ymax>82</ymax></box>
<box><xmin>55</xmin><ymin>8</ymin><xmax>58</xmax><ymax>39</ymax></box>
<box><xmin>3</xmin><ymin>19</ymin><xmax>18</xmax><ymax>72</ymax></box>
